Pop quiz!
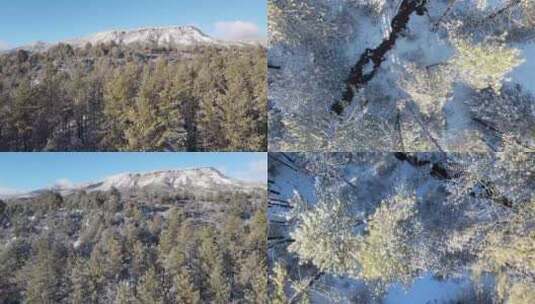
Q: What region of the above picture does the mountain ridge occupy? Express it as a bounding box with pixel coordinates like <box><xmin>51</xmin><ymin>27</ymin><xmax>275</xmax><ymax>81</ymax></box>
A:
<box><xmin>11</xmin><ymin>25</ymin><xmax>263</xmax><ymax>53</ymax></box>
<box><xmin>1</xmin><ymin>167</ymin><xmax>264</xmax><ymax>199</ymax></box>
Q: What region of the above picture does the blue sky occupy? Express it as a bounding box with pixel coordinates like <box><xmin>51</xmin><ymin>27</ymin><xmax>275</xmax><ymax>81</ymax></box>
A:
<box><xmin>0</xmin><ymin>153</ymin><xmax>267</xmax><ymax>194</ymax></box>
<box><xmin>0</xmin><ymin>0</ymin><xmax>266</xmax><ymax>48</ymax></box>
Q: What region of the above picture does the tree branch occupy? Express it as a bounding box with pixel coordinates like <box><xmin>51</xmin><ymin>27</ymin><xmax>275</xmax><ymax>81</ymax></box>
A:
<box><xmin>394</xmin><ymin>152</ymin><xmax>514</xmax><ymax>208</ymax></box>
<box><xmin>269</xmin><ymin>154</ymin><xmax>301</xmax><ymax>172</ymax></box>
<box><xmin>485</xmin><ymin>0</ymin><xmax>523</xmax><ymax>21</ymax></box>
<box><xmin>433</xmin><ymin>0</ymin><xmax>460</xmax><ymax>29</ymax></box>
<box><xmin>268</xmin><ymin>238</ymin><xmax>295</xmax><ymax>249</ymax></box>
<box><xmin>289</xmin><ymin>271</ymin><xmax>325</xmax><ymax>304</ymax></box>
<box><xmin>332</xmin><ymin>0</ymin><xmax>428</xmax><ymax>114</ymax></box>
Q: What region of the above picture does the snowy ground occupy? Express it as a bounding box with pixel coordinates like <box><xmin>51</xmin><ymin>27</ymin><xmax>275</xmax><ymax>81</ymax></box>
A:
<box><xmin>384</xmin><ymin>273</ymin><xmax>469</xmax><ymax>304</ymax></box>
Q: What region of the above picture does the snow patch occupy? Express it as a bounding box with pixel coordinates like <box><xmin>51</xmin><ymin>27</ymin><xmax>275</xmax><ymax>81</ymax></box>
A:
<box><xmin>385</xmin><ymin>273</ymin><xmax>470</xmax><ymax>304</ymax></box>
<box><xmin>511</xmin><ymin>43</ymin><xmax>535</xmax><ymax>95</ymax></box>
<box><xmin>394</xmin><ymin>14</ymin><xmax>454</xmax><ymax>66</ymax></box>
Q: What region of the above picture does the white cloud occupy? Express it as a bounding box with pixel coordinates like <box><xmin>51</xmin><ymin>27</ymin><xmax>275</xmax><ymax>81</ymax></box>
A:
<box><xmin>213</xmin><ymin>21</ymin><xmax>264</xmax><ymax>41</ymax></box>
<box><xmin>0</xmin><ymin>40</ymin><xmax>10</xmax><ymax>51</ymax></box>
<box><xmin>234</xmin><ymin>159</ymin><xmax>267</xmax><ymax>182</ymax></box>
<box><xmin>53</xmin><ymin>178</ymin><xmax>76</xmax><ymax>189</ymax></box>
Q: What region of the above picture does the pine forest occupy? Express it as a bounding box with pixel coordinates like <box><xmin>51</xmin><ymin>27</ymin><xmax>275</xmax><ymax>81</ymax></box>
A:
<box><xmin>0</xmin><ymin>179</ymin><xmax>267</xmax><ymax>303</ymax></box>
<box><xmin>0</xmin><ymin>43</ymin><xmax>266</xmax><ymax>151</ymax></box>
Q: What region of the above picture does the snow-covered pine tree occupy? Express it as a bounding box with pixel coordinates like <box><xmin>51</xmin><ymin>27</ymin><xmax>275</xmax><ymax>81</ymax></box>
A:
<box><xmin>269</xmin><ymin>0</ymin><xmax>535</xmax><ymax>151</ymax></box>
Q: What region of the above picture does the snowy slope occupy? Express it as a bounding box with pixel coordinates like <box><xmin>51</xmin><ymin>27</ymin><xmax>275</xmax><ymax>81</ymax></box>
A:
<box><xmin>67</xmin><ymin>26</ymin><xmax>217</xmax><ymax>46</ymax></box>
<box><xmin>84</xmin><ymin>167</ymin><xmax>239</xmax><ymax>191</ymax></box>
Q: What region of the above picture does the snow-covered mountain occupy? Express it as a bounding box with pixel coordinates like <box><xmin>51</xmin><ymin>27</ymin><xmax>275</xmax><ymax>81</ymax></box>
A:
<box><xmin>69</xmin><ymin>26</ymin><xmax>216</xmax><ymax>46</ymax></box>
<box><xmin>1</xmin><ymin>168</ymin><xmax>263</xmax><ymax>199</ymax></box>
<box><xmin>14</xmin><ymin>25</ymin><xmax>260</xmax><ymax>52</ymax></box>
<box><xmin>81</xmin><ymin>167</ymin><xmax>260</xmax><ymax>192</ymax></box>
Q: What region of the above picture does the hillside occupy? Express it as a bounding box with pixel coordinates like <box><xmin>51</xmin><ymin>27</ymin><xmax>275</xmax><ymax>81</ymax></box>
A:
<box><xmin>0</xmin><ymin>168</ymin><xmax>267</xmax><ymax>303</ymax></box>
<box><xmin>0</xmin><ymin>26</ymin><xmax>267</xmax><ymax>152</ymax></box>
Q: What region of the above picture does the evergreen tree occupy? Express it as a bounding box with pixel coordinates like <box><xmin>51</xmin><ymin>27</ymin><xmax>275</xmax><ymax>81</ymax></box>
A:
<box><xmin>88</xmin><ymin>240</ymin><xmax>107</xmax><ymax>303</ymax></box>
<box><xmin>125</xmin><ymin>65</ymin><xmax>160</xmax><ymax>150</ymax></box>
<box><xmin>9</xmin><ymin>79</ymin><xmax>37</xmax><ymax>150</ymax></box>
<box><xmin>174</xmin><ymin>267</ymin><xmax>201</xmax><ymax>304</ymax></box>
<box><xmin>22</xmin><ymin>235</ymin><xmax>66</xmax><ymax>304</ymax></box>
<box><xmin>271</xmin><ymin>262</ymin><xmax>288</xmax><ymax>304</ymax></box>
<box><xmin>102</xmin><ymin>62</ymin><xmax>139</xmax><ymax>150</ymax></box>
<box><xmin>157</xmin><ymin>65</ymin><xmax>188</xmax><ymax>151</ymax></box>
<box><xmin>450</xmin><ymin>37</ymin><xmax>524</xmax><ymax>93</ymax></box>
<box><xmin>240</xmin><ymin>253</ymin><xmax>268</xmax><ymax>304</ymax></box>
<box><xmin>220</xmin><ymin>56</ymin><xmax>258</xmax><ymax>150</ymax></box>
<box><xmin>69</xmin><ymin>257</ymin><xmax>93</xmax><ymax>304</ymax></box>
<box><xmin>114</xmin><ymin>281</ymin><xmax>135</xmax><ymax>304</ymax></box>
<box><xmin>197</xmin><ymin>89</ymin><xmax>222</xmax><ymax>150</ymax></box>
<box><xmin>136</xmin><ymin>267</ymin><xmax>164</xmax><ymax>304</ymax></box>
<box><xmin>105</xmin><ymin>232</ymin><xmax>125</xmax><ymax>281</ymax></box>
<box><xmin>209</xmin><ymin>254</ymin><xmax>231</xmax><ymax>304</ymax></box>
<box><xmin>158</xmin><ymin>208</ymin><xmax>184</xmax><ymax>258</ymax></box>
<box><xmin>0</xmin><ymin>239</ymin><xmax>31</xmax><ymax>303</ymax></box>
<box><xmin>131</xmin><ymin>240</ymin><xmax>149</xmax><ymax>281</ymax></box>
